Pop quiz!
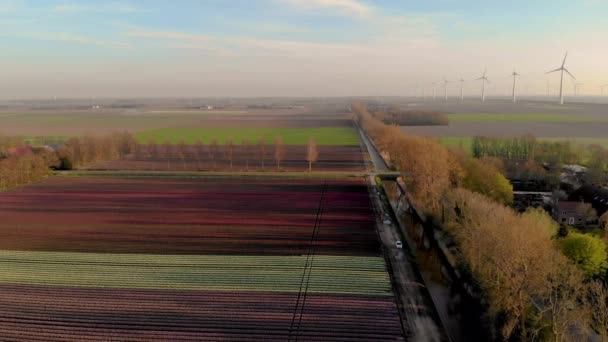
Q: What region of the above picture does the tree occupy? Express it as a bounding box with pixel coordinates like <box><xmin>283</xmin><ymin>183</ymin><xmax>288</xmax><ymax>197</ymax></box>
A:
<box><xmin>242</xmin><ymin>139</ymin><xmax>250</xmax><ymax>171</ymax></box>
<box><xmin>274</xmin><ymin>136</ymin><xmax>285</xmax><ymax>170</ymax></box>
<box><xmin>258</xmin><ymin>136</ymin><xmax>265</xmax><ymax>170</ymax></box>
<box><xmin>600</xmin><ymin>212</ymin><xmax>608</xmax><ymax>230</ymax></box>
<box><xmin>560</xmin><ymin>232</ymin><xmax>608</xmax><ymax>277</ymax></box>
<box><xmin>163</xmin><ymin>141</ymin><xmax>173</xmax><ymax>170</ymax></box>
<box><xmin>225</xmin><ymin>138</ymin><xmax>234</xmax><ymax>170</ymax></box>
<box><xmin>462</xmin><ymin>158</ymin><xmax>514</xmax><ymax>205</ymax></box>
<box><xmin>176</xmin><ymin>140</ymin><xmax>188</xmax><ymax>170</ymax></box>
<box><xmin>587</xmin><ymin>281</ymin><xmax>608</xmax><ymax>341</ymax></box>
<box><xmin>306</xmin><ymin>137</ymin><xmax>318</xmax><ymax>172</ymax></box>
<box><xmin>395</xmin><ymin>136</ymin><xmax>451</xmax><ymax>215</ymax></box>
<box><xmin>576</xmin><ymin>202</ymin><xmax>598</xmax><ymax>225</ymax></box>
<box><xmin>194</xmin><ymin>139</ymin><xmax>203</xmax><ymax>171</ymax></box>
<box><xmin>542</xmin><ymin>254</ymin><xmax>590</xmax><ymax>342</ymax></box>
<box><xmin>209</xmin><ymin>139</ymin><xmax>218</xmax><ymax>170</ymax></box>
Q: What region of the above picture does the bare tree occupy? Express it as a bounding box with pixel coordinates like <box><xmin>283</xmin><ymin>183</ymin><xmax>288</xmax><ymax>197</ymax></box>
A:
<box><xmin>576</xmin><ymin>202</ymin><xmax>598</xmax><ymax>225</ymax></box>
<box><xmin>306</xmin><ymin>137</ymin><xmax>319</xmax><ymax>172</ymax></box>
<box><xmin>194</xmin><ymin>139</ymin><xmax>203</xmax><ymax>171</ymax></box>
<box><xmin>587</xmin><ymin>281</ymin><xmax>608</xmax><ymax>341</ymax></box>
<box><xmin>225</xmin><ymin>138</ymin><xmax>234</xmax><ymax>170</ymax></box>
<box><xmin>209</xmin><ymin>139</ymin><xmax>218</xmax><ymax>170</ymax></box>
<box><xmin>177</xmin><ymin>140</ymin><xmax>188</xmax><ymax>170</ymax></box>
<box><xmin>274</xmin><ymin>136</ymin><xmax>285</xmax><ymax>170</ymax></box>
<box><xmin>242</xmin><ymin>139</ymin><xmax>250</xmax><ymax>171</ymax></box>
<box><xmin>258</xmin><ymin>136</ymin><xmax>265</xmax><ymax>170</ymax></box>
<box><xmin>163</xmin><ymin>140</ymin><xmax>173</xmax><ymax>170</ymax></box>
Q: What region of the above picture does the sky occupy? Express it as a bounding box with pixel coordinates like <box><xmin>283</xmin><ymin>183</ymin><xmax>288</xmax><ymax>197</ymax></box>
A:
<box><xmin>1</xmin><ymin>0</ymin><xmax>608</xmax><ymax>99</ymax></box>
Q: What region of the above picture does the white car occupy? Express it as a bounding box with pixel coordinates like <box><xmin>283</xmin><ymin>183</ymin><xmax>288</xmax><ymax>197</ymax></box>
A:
<box><xmin>395</xmin><ymin>240</ymin><xmax>403</xmax><ymax>249</ymax></box>
<box><xmin>383</xmin><ymin>219</ymin><xmax>392</xmax><ymax>225</ymax></box>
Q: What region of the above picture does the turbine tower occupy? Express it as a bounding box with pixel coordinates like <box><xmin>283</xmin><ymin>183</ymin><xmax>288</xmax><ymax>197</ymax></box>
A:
<box><xmin>433</xmin><ymin>83</ymin><xmax>437</xmax><ymax>101</ymax></box>
<box><xmin>459</xmin><ymin>77</ymin><xmax>465</xmax><ymax>102</ymax></box>
<box><xmin>476</xmin><ymin>68</ymin><xmax>489</xmax><ymax>103</ymax></box>
<box><xmin>601</xmin><ymin>84</ymin><xmax>608</xmax><ymax>96</ymax></box>
<box><xmin>575</xmin><ymin>83</ymin><xmax>583</xmax><ymax>96</ymax></box>
<box><xmin>511</xmin><ymin>70</ymin><xmax>520</xmax><ymax>103</ymax></box>
<box><xmin>441</xmin><ymin>78</ymin><xmax>450</xmax><ymax>101</ymax></box>
<box><xmin>546</xmin><ymin>51</ymin><xmax>575</xmax><ymax>105</ymax></box>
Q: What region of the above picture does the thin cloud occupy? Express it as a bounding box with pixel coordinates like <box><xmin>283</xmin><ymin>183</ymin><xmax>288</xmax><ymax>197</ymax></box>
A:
<box><xmin>280</xmin><ymin>0</ymin><xmax>372</xmax><ymax>18</ymax></box>
<box><xmin>53</xmin><ymin>3</ymin><xmax>140</xmax><ymax>14</ymax></box>
<box><xmin>23</xmin><ymin>32</ymin><xmax>129</xmax><ymax>47</ymax></box>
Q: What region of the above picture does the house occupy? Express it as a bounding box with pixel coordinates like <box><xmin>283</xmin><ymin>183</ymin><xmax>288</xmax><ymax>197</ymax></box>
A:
<box><xmin>568</xmin><ymin>185</ymin><xmax>608</xmax><ymax>219</ymax></box>
<box><xmin>553</xmin><ymin>201</ymin><xmax>585</xmax><ymax>227</ymax></box>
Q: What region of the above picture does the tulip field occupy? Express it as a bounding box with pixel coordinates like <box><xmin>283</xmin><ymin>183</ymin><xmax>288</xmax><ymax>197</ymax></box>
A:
<box><xmin>0</xmin><ymin>176</ymin><xmax>405</xmax><ymax>341</ymax></box>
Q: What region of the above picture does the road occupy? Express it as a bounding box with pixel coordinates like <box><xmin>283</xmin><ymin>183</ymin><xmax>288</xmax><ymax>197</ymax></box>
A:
<box><xmin>356</xmin><ymin>122</ymin><xmax>448</xmax><ymax>341</ymax></box>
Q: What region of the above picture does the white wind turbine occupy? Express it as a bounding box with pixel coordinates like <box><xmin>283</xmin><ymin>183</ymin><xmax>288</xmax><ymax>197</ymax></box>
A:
<box><xmin>546</xmin><ymin>51</ymin><xmax>575</xmax><ymax>105</ymax></box>
<box><xmin>459</xmin><ymin>76</ymin><xmax>465</xmax><ymax>102</ymax></box>
<box><xmin>511</xmin><ymin>70</ymin><xmax>520</xmax><ymax>103</ymax></box>
<box><xmin>432</xmin><ymin>82</ymin><xmax>438</xmax><ymax>101</ymax></box>
<box><xmin>575</xmin><ymin>83</ymin><xmax>583</xmax><ymax>96</ymax></box>
<box><xmin>441</xmin><ymin>78</ymin><xmax>450</xmax><ymax>101</ymax></box>
<box><xmin>476</xmin><ymin>68</ymin><xmax>489</xmax><ymax>103</ymax></box>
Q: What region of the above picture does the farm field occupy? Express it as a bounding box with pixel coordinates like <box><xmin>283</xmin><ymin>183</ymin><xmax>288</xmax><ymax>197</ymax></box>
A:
<box><xmin>0</xmin><ymin>175</ymin><xmax>405</xmax><ymax>340</ymax></box>
<box><xmin>0</xmin><ymin>108</ymin><xmax>351</xmax><ymax>137</ymax></box>
<box><xmin>447</xmin><ymin>113</ymin><xmax>608</xmax><ymax>123</ymax></box>
<box><xmin>88</xmin><ymin>145</ymin><xmax>365</xmax><ymax>172</ymax></box>
<box><xmin>135</xmin><ymin>127</ymin><xmax>360</xmax><ymax>145</ymax></box>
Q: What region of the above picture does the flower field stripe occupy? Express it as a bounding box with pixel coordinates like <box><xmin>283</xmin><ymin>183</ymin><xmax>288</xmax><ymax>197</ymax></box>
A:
<box><xmin>0</xmin><ymin>251</ymin><xmax>393</xmax><ymax>296</ymax></box>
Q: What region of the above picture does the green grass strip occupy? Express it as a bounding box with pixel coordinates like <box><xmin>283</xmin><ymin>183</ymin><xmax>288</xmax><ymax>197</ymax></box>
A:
<box><xmin>0</xmin><ymin>250</ymin><xmax>393</xmax><ymax>296</ymax></box>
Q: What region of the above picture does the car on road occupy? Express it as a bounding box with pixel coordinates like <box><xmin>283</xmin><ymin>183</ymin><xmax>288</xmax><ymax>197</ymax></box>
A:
<box><xmin>395</xmin><ymin>240</ymin><xmax>403</xmax><ymax>249</ymax></box>
<box><xmin>383</xmin><ymin>219</ymin><xmax>392</xmax><ymax>225</ymax></box>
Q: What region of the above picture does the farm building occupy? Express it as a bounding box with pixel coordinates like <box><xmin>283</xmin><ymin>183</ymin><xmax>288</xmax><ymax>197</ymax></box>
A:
<box><xmin>553</xmin><ymin>201</ymin><xmax>586</xmax><ymax>227</ymax></box>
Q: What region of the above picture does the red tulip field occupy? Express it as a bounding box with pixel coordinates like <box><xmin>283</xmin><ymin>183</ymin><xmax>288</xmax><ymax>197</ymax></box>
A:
<box><xmin>0</xmin><ymin>176</ymin><xmax>405</xmax><ymax>341</ymax></box>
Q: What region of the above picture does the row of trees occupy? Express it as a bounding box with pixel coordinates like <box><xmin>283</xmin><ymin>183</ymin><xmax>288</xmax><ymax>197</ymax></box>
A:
<box><xmin>352</xmin><ymin>102</ymin><xmax>607</xmax><ymax>341</ymax></box>
<box><xmin>58</xmin><ymin>132</ymin><xmax>137</xmax><ymax>169</ymax></box>
<box><xmin>139</xmin><ymin>137</ymin><xmax>320</xmax><ymax>172</ymax></box>
<box><xmin>471</xmin><ymin>135</ymin><xmax>608</xmax><ymax>186</ymax></box>
<box><xmin>1</xmin><ymin>132</ymin><xmax>138</xmax><ymax>190</ymax></box>
<box><xmin>0</xmin><ymin>148</ymin><xmax>58</xmax><ymax>190</ymax></box>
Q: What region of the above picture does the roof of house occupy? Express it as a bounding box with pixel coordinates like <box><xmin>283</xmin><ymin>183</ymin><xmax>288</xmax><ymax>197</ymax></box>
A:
<box><xmin>557</xmin><ymin>201</ymin><xmax>582</xmax><ymax>213</ymax></box>
<box><xmin>568</xmin><ymin>185</ymin><xmax>608</xmax><ymax>216</ymax></box>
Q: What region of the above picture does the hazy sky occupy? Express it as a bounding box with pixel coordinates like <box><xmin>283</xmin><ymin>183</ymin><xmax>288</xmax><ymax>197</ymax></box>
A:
<box><xmin>1</xmin><ymin>0</ymin><xmax>608</xmax><ymax>99</ymax></box>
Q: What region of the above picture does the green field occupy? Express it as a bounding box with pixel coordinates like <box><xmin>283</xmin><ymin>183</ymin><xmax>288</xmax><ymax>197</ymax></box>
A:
<box><xmin>135</xmin><ymin>127</ymin><xmax>360</xmax><ymax>145</ymax></box>
<box><xmin>440</xmin><ymin>136</ymin><xmax>608</xmax><ymax>153</ymax></box>
<box><xmin>145</xmin><ymin>110</ymin><xmax>248</xmax><ymax>115</ymax></box>
<box><xmin>0</xmin><ymin>250</ymin><xmax>392</xmax><ymax>296</ymax></box>
<box><xmin>448</xmin><ymin>113</ymin><xmax>606</xmax><ymax>123</ymax></box>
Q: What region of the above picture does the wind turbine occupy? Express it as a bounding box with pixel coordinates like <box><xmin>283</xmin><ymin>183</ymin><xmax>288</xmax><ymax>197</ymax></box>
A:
<box><xmin>432</xmin><ymin>83</ymin><xmax>437</xmax><ymax>101</ymax></box>
<box><xmin>575</xmin><ymin>83</ymin><xmax>583</xmax><ymax>96</ymax></box>
<box><xmin>546</xmin><ymin>51</ymin><xmax>575</xmax><ymax>105</ymax></box>
<box><xmin>511</xmin><ymin>70</ymin><xmax>520</xmax><ymax>103</ymax></box>
<box><xmin>441</xmin><ymin>78</ymin><xmax>450</xmax><ymax>101</ymax></box>
<box><xmin>601</xmin><ymin>84</ymin><xmax>608</xmax><ymax>96</ymax></box>
<box><xmin>476</xmin><ymin>68</ymin><xmax>489</xmax><ymax>103</ymax></box>
<box><xmin>459</xmin><ymin>76</ymin><xmax>465</xmax><ymax>102</ymax></box>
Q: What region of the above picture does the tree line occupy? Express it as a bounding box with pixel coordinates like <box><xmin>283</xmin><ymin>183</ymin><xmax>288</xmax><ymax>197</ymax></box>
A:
<box><xmin>138</xmin><ymin>136</ymin><xmax>320</xmax><ymax>172</ymax></box>
<box><xmin>352</xmin><ymin>102</ymin><xmax>607</xmax><ymax>341</ymax></box>
<box><xmin>0</xmin><ymin>132</ymin><xmax>137</xmax><ymax>191</ymax></box>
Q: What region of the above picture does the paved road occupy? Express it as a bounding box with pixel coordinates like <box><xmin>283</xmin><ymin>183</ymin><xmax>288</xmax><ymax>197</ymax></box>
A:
<box><xmin>355</xmin><ymin>120</ymin><xmax>448</xmax><ymax>341</ymax></box>
<box><xmin>355</xmin><ymin>122</ymin><xmax>390</xmax><ymax>172</ymax></box>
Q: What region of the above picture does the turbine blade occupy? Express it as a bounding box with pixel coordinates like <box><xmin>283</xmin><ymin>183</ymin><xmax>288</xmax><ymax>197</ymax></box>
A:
<box><xmin>562</xmin><ymin>51</ymin><xmax>568</xmax><ymax>68</ymax></box>
<box><xmin>545</xmin><ymin>68</ymin><xmax>561</xmax><ymax>74</ymax></box>
<box><xmin>564</xmin><ymin>68</ymin><xmax>576</xmax><ymax>80</ymax></box>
